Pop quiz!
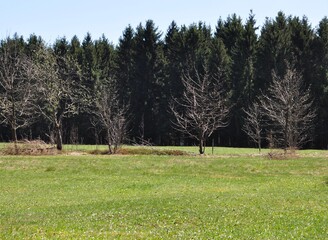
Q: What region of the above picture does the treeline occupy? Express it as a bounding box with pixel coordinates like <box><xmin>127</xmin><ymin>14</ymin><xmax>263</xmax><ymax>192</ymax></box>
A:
<box><xmin>1</xmin><ymin>11</ymin><xmax>328</xmax><ymax>149</ymax></box>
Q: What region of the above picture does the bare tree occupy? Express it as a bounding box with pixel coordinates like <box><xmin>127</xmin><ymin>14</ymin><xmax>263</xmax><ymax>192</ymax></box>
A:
<box><xmin>243</xmin><ymin>101</ymin><xmax>263</xmax><ymax>152</ymax></box>
<box><xmin>261</xmin><ymin>63</ymin><xmax>316</xmax><ymax>151</ymax></box>
<box><xmin>34</xmin><ymin>47</ymin><xmax>82</xmax><ymax>150</ymax></box>
<box><xmin>93</xmin><ymin>83</ymin><xmax>128</xmax><ymax>154</ymax></box>
<box><xmin>170</xmin><ymin>67</ymin><xmax>230</xmax><ymax>154</ymax></box>
<box><xmin>0</xmin><ymin>38</ymin><xmax>37</xmax><ymax>146</ymax></box>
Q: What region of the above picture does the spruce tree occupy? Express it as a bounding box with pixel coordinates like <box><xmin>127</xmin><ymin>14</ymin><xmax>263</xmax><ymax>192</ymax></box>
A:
<box><xmin>115</xmin><ymin>25</ymin><xmax>136</xmax><ymax>106</ymax></box>
<box><xmin>131</xmin><ymin>20</ymin><xmax>165</xmax><ymax>144</ymax></box>
<box><xmin>81</xmin><ymin>33</ymin><xmax>96</xmax><ymax>91</ymax></box>
<box><xmin>311</xmin><ymin>17</ymin><xmax>328</xmax><ymax>147</ymax></box>
<box><xmin>256</xmin><ymin>11</ymin><xmax>292</xmax><ymax>91</ymax></box>
<box><xmin>215</xmin><ymin>14</ymin><xmax>246</xmax><ymax>146</ymax></box>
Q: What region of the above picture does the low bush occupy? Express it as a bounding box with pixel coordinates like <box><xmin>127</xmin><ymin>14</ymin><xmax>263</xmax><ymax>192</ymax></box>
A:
<box><xmin>267</xmin><ymin>148</ymin><xmax>299</xmax><ymax>160</ymax></box>
<box><xmin>88</xmin><ymin>147</ymin><xmax>189</xmax><ymax>156</ymax></box>
<box><xmin>1</xmin><ymin>140</ymin><xmax>56</xmax><ymax>155</ymax></box>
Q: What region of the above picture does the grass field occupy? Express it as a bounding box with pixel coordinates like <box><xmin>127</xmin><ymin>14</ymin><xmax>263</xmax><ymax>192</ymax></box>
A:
<box><xmin>0</xmin><ymin>146</ymin><xmax>327</xmax><ymax>239</ymax></box>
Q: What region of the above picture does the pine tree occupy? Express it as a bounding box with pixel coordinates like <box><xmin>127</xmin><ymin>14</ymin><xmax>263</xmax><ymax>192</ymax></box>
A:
<box><xmin>69</xmin><ymin>35</ymin><xmax>83</xmax><ymax>64</ymax></box>
<box><xmin>94</xmin><ymin>35</ymin><xmax>116</xmax><ymax>84</ymax></box>
<box><xmin>215</xmin><ymin>14</ymin><xmax>246</xmax><ymax>146</ymax></box>
<box><xmin>81</xmin><ymin>33</ymin><xmax>96</xmax><ymax>91</ymax></box>
<box><xmin>255</xmin><ymin>11</ymin><xmax>292</xmax><ymax>91</ymax></box>
<box><xmin>242</xmin><ymin>11</ymin><xmax>258</xmax><ymax>103</ymax></box>
<box><xmin>115</xmin><ymin>25</ymin><xmax>136</xmax><ymax>106</ymax></box>
<box><xmin>215</xmin><ymin>14</ymin><xmax>245</xmax><ymax>95</ymax></box>
<box><xmin>25</xmin><ymin>34</ymin><xmax>44</xmax><ymax>58</ymax></box>
<box><xmin>311</xmin><ymin>17</ymin><xmax>328</xmax><ymax>147</ymax></box>
<box><xmin>164</xmin><ymin>21</ymin><xmax>184</xmax><ymax>100</ymax></box>
<box><xmin>130</xmin><ymin>20</ymin><xmax>165</xmax><ymax>144</ymax></box>
<box><xmin>289</xmin><ymin>16</ymin><xmax>315</xmax><ymax>87</ymax></box>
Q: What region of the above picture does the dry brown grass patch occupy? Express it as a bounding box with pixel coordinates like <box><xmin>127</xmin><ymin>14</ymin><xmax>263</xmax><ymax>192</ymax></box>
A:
<box><xmin>267</xmin><ymin>148</ymin><xmax>299</xmax><ymax>160</ymax></box>
<box><xmin>88</xmin><ymin>147</ymin><xmax>189</xmax><ymax>156</ymax></box>
<box><xmin>2</xmin><ymin>140</ymin><xmax>57</xmax><ymax>155</ymax></box>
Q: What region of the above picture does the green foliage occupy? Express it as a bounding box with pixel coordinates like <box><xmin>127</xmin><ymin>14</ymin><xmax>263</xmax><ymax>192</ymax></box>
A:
<box><xmin>125</xmin><ymin>20</ymin><xmax>168</xmax><ymax>143</ymax></box>
<box><xmin>0</xmin><ymin>153</ymin><xmax>327</xmax><ymax>238</ymax></box>
<box><xmin>115</xmin><ymin>25</ymin><xmax>136</xmax><ymax>106</ymax></box>
<box><xmin>256</xmin><ymin>12</ymin><xmax>292</xmax><ymax>91</ymax></box>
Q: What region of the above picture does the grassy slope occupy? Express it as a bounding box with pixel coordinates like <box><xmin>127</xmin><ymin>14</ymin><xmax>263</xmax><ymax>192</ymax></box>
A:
<box><xmin>0</xmin><ymin>153</ymin><xmax>327</xmax><ymax>239</ymax></box>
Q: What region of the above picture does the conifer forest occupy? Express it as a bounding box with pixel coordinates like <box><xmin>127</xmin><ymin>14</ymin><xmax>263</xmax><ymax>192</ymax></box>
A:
<box><xmin>1</xmin><ymin>11</ymin><xmax>328</xmax><ymax>150</ymax></box>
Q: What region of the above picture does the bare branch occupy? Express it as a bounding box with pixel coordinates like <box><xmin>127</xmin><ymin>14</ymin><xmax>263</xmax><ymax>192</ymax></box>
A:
<box><xmin>92</xmin><ymin>82</ymin><xmax>129</xmax><ymax>154</ymax></box>
<box><xmin>170</xmin><ymin>65</ymin><xmax>230</xmax><ymax>154</ymax></box>
<box><xmin>260</xmin><ymin>62</ymin><xmax>317</xmax><ymax>150</ymax></box>
<box><xmin>242</xmin><ymin>101</ymin><xmax>263</xmax><ymax>152</ymax></box>
<box><xmin>0</xmin><ymin>39</ymin><xmax>38</xmax><ymax>142</ymax></box>
<box><xmin>33</xmin><ymin>47</ymin><xmax>83</xmax><ymax>150</ymax></box>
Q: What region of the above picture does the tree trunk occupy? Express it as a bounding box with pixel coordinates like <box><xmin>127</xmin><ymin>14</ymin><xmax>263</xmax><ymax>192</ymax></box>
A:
<box><xmin>258</xmin><ymin>138</ymin><xmax>261</xmax><ymax>153</ymax></box>
<box><xmin>284</xmin><ymin>109</ymin><xmax>289</xmax><ymax>154</ymax></box>
<box><xmin>113</xmin><ymin>144</ymin><xmax>118</xmax><ymax>154</ymax></box>
<box><xmin>11</xmin><ymin>124</ymin><xmax>18</xmax><ymax>154</ymax></box>
<box><xmin>11</xmin><ymin>99</ymin><xmax>18</xmax><ymax>153</ymax></box>
<box><xmin>199</xmin><ymin>138</ymin><xmax>205</xmax><ymax>154</ymax></box>
<box><xmin>56</xmin><ymin>124</ymin><xmax>63</xmax><ymax>151</ymax></box>
<box><xmin>107</xmin><ymin>129</ymin><xmax>112</xmax><ymax>154</ymax></box>
<box><xmin>11</xmin><ymin>125</ymin><xmax>17</xmax><ymax>143</ymax></box>
<box><xmin>11</xmin><ymin>99</ymin><xmax>18</xmax><ymax>142</ymax></box>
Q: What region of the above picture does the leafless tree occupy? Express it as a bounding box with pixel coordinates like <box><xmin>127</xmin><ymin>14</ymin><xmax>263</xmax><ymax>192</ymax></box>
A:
<box><xmin>34</xmin><ymin>47</ymin><xmax>82</xmax><ymax>150</ymax></box>
<box><xmin>0</xmin><ymin>38</ymin><xmax>37</xmax><ymax>147</ymax></box>
<box><xmin>243</xmin><ymin>101</ymin><xmax>263</xmax><ymax>152</ymax></box>
<box><xmin>170</xmin><ymin>66</ymin><xmax>230</xmax><ymax>154</ymax></box>
<box><xmin>261</xmin><ymin>63</ymin><xmax>316</xmax><ymax>151</ymax></box>
<box><xmin>93</xmin><ymin>84</ymin><xmax>128</xmax><ymax>154</ymax></box>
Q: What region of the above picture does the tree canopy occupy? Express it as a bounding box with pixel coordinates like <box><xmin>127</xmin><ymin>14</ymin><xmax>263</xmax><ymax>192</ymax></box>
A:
<box><xmin>0</xmin><ymin>12</ymin><xmax>327</xmax><ymax>149</ymax></box>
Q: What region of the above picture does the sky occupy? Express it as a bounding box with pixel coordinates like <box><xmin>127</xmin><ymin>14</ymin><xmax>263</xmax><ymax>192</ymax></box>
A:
<box><xmin>1</xmin><ymin>0</ymin><xmax>328</xmax><ymax>45</ymax></box>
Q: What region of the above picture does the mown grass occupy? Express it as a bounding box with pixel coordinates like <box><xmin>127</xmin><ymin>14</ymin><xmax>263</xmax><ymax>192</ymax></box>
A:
<box><xmin>0</xmin><ymin>152</ymin><xmax>327</xmax><ymax>239</ymax></box>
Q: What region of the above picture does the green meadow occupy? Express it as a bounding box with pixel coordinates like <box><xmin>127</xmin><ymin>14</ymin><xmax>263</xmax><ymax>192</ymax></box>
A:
<box><xmin>0</xmin><ymin>146</ymin><xmax>327</xmax><ymax>239</ymax></box>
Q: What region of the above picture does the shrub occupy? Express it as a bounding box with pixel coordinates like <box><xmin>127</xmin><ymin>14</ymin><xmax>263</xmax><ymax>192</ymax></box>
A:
<box><xmin>2</xmin><ymin>140</ymin><xmax>56</xmax><ymax>155</ymax></box>
<box><xmin>267</xmin><ymin>148</ymin><xmax>299</xmax><ymax>160</ymax></box>
<box><xmin>88</xmin><ymin>147</ymin><xmax>189</xmax><ymax>156</ymax></box>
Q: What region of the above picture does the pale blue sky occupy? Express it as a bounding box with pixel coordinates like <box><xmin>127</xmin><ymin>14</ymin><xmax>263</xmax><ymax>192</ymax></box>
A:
<box><xmin>1</xmin><ymin>0</ymin><xmax>328</xmax><ymax>45</ymax></box>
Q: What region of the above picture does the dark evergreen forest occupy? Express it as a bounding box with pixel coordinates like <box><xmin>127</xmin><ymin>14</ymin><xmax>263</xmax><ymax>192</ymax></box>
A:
<box><xmin>1</xmin><ymin>11</ymin><xmax>328</xmax><ymax>149</ymax></box>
